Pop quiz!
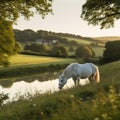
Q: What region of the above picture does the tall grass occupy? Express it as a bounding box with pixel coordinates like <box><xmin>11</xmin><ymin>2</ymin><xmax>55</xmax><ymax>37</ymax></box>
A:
<box><xmin>0</xmin><ymin>61</ymin><xmax>120</xmax><ymax>120</ymax></box>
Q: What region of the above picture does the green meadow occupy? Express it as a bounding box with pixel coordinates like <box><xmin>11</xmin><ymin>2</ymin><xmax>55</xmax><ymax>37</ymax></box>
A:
<box><xmin>65</xmin><ymin>37</ymin><xmax>91</xmax><ymax>45</ymax></box>
<box><xmin>92</xmin><ymin>47</ymin><xmax>105</xmax><ymax>57</ymax></box>
<box><xmin>0</xmin><ymin>55</ymin><xmax>76</xmax><ymax>82</ymax></box>
<box><xmin>0</xmin><ymin>60</ymin><xmax>120</xmax><ymax>120</ymax></box>
<box><xmin>8</xmin><ymin>55</ymin><xmax>75</xmax><ymax>66</ymax></box>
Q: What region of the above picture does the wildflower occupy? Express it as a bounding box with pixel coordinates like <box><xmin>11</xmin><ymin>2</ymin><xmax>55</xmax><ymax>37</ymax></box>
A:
<box><xmin>94</xmin><ymin>118</ymin><xmax>99</xmax><ymax>120</ymax></box>
<box><xmin>40</xmin><ymin>112</ymin><xmax>44</xmax><ymax>116</ymax></box>
<box><xmin>32</xmin><ymin>104</ymin><xmax>36</xmax><ymax>107</ymax></box>
<box><xmin>70</xmin><ymin>95</ymin><xmax>74</xmax><ymax>98</ymax></box>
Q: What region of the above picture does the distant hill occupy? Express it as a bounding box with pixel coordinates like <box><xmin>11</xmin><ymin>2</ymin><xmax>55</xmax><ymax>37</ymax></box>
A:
<box><xmin>14</xmin><ymin>29</ymin><xmax>100</xmax><ymax>45</ymax></box>
<box><xmin>93</xmin><ymin>36</ymin><xmax>120</xmax><ymax>43</ymax></box>
<box><xmin>15</xmin><ymin>29</ymin><xmax>120</xmax><ymax>46</ymax></box>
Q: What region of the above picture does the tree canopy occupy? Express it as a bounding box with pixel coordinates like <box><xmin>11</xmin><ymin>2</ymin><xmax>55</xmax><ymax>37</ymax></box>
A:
<box><xmin>81</xmin><ymin>0</ymin><xmax>120</xmax><ymax>29</ymax></box>
<box><xmin>75</xmin><ymin>45</ymin><xmax>94</xmax><ymax>59</ymax></box>
<box><xmin>0</xmin><ymin>0</ymin><xmax>53</xmax><ymax>22</ymax></box>
<box><xmin>0</xmin><ymin>0</ymin><xmax>53</xmax><ymax>65</ymax></box>
<box><xmin>0</xmin><ymin>21</ymin><xmax>15</xmax><ymax>65</ymax></box>
<box><xmin>101</xmin><ymin>41</ymin><xmax>120</xmax><ymax>63</ymax></box>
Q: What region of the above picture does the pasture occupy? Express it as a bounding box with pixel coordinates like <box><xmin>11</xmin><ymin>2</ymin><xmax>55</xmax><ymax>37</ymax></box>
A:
<box><xmin>92</xmin><ymin>47</ymin><xmax>105</xmax><ymax>57</ymax></box>
<box><xmin>94</xmin><ymin>36</ymin><xmax>120</xmax><ymax>42</ymax></box>
<box><xmin>63</xmin><ymin>37</ymin><xmax>105</xmax><ymax>57</ymax></box>
<box><xmin>8</xmin><ymin>55</ymin><xmax>75</xmax><ymax>66</ymax></box>
<box><xmin>65</xmin><ymin>37</ymin><xmax>91</xmax><ymax>45</ymax></box>
<box><xmin>0</xmin><ymin>54</ymin><xmax>76</xmax><ymax>81</ymax></box>
<box><xmin>0</xmin><ymin>61</ymin><xmax>120</xmax><ymax>119</ymax></box>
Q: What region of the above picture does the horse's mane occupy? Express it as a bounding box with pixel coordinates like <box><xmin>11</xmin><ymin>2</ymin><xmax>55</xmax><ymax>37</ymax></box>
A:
<box><xmin>62</xmin><ymin>63</ymin><xmax>79</xmax><ymax>78</ymax></box>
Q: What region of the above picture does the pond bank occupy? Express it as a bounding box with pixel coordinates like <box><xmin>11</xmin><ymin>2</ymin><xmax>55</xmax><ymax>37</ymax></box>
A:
<box><xmin>0</xmin><ymin>71</ymin><xmax>60</xmax><ymax>88</ymax></box>
<box><xmin>0</xmin><ymin>63</ymin><xmax>69</xmax><ymax>79</ymax></box>
<box><xmin>0</xmin><ymin>78</ymin><xmax>89</xmax><ymax>104</ymax></box>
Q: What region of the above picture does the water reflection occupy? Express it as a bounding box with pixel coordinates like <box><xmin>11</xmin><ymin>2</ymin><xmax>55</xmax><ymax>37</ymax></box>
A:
<box><xmin>0</xmin><ymin>72</ymin><xmax>60</xmax><ymax>88</ymax></box>
<box><xmin>0</xmin><ymin>78</ymin><xmax>89</xmax><ymax>103</ymax></box>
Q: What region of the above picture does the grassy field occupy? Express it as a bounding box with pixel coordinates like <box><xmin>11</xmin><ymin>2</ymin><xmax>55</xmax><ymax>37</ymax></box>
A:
<box><xmin>8</xmin><ymin>55</ymin><xmax>75</xmax><ymax>66</ymax></box>
<box><xmin>0</xmin><ymin>55</ymin><xmax>76</xmax><ymax>81</ymax></box>
<box><xmin>0</xmin><ymin>61</ymin><xmax>120</xmax><ymax>119</ymax></box>
<box><xmin>64</xmin><ymin>37</ymin><xmax>105</xmax><ymax>57</ymax></box>
<box><xmin>65</xmin><ymin>37</ymin><xmax>92</xmax><ymax>45</ymax></box>
<box><xmin>92</xmin><ymin>47</ymin><xmax>105</xmax><ymax>57</ymax></box>
<box><xmin>67</xmin><ymin>46</ymin><xmax>104</xmax><ymax>57</ymax></box>
<box><xmin>93</xmin><ymin>36</ymin><xmax>120</xmax><ymax>43</ymax></box>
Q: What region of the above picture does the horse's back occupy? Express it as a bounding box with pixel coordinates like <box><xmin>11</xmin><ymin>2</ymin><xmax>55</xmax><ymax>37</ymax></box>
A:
<box><xmin>81</xmin><ymin>63</ymin><xmax>97</xmax><ymax>73</ymax></box>
<box><xmin>63</xmin><ymin>62</ymin><xmax>97</xmax><ymax>79</ymax></box>
<box><xmin>67</xmin><ymin>62</ymin><xmax>96</xmax><ymax>72</ymax></box>
<box><xmin>65</xmin><ymin>62</ymin><xmax>80</xmax><ymax>73</ymax></box>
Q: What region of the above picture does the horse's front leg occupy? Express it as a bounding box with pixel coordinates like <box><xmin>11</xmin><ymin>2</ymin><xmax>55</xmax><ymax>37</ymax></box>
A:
<box><xmin>73</xmin><ymin>77</ymin><xmax>80</xmax><ymax>86</ymax></box>
<box><xmin>76</xmin><ymin>78</ymin><xmax>80</xmax><ymax>86</ymax></box>
<box><xmin>73</xmin><ymin>77</ymin><xmax>77</xmax><ymax>86</ymax></box>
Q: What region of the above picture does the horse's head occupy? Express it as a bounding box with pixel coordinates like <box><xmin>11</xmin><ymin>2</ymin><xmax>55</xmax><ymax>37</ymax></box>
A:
<box><xmin>58</xmin><ymin>75</ymin><xmax>67</xmax><ymax>89</ymax></box>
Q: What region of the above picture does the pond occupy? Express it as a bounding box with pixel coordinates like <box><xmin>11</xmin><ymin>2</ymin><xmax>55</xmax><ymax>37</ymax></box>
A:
<box><xmin>0</xmin><ymin>78</ymin><xmax>89</xmax><ymax>104</ymax></box>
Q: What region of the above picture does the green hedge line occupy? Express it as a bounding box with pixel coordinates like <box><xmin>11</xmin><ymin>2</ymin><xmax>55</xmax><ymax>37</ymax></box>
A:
<box><xmin>0</xmin><ymin>63</ymin><xmax>69</xmax><ymax>79</ymax></box>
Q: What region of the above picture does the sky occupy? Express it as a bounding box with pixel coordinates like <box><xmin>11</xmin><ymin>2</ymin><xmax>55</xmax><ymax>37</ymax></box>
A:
<box><xmin>13</xmin><ymin>0</ymin><xmax>120</xmax><ymax>37</ymax></box>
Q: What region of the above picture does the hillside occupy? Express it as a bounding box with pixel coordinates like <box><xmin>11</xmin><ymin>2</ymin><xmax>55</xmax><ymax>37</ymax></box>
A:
<box><xmin>0</xmin><ymin>61</ymin><xmax>120</xmax><ymax>119</ymax></box>
<box><xmin>14</xmin><ymin>29</ymin><xmax>120</xmax><ymax>45</ymax></box>
<box><xmin>14</xmin><ymin>29</ymin><xmax>100</xmax><ymax>45</ymax></box>
<box><xmin>93</xmin><ymin>36</ymin><xmax>120</xmax><ymax>43</ymax></box>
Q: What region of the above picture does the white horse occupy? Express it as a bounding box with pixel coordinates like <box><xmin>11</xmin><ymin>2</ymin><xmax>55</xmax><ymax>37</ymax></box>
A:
<box><xmin>58</xmin><ymin>62</ymin><xmax>100</xmax><ymax>89</ymax></box>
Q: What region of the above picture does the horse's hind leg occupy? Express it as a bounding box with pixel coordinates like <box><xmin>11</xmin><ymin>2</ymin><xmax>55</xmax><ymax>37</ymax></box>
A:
<box><xmin>89</xmin><ymin>75</ymin><xmax>94</xmax><ymax>84</ymax></box>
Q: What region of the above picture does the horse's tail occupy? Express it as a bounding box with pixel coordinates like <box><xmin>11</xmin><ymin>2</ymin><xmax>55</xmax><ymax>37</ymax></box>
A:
<box><xmin>95</xmin><ymin>66</ymin><xmax>100</xmax><ymax>83</ymax></box>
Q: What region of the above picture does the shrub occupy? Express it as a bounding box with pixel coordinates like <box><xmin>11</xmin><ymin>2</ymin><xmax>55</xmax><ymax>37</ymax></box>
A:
<box><xmin>24</xmin><ymin>43</ymin><xmax>50</xmax><ymax>54</ymax></box>
<box><xmin>75</xmin><ymin>45</ymin><xmax>94</xmax><ymax>59</ymax></box>
<box><xmin>101</xmin><ymin>41</ymin><xmax>120</xmax><ymax>64</ymax></box>
<box><xmin>0</xmin><ymin>93</ymin><xmax>9</xmax><ymax>105</ymax></box>
<box><xmin>50</xmin><ymin>45</ymin><xmax>68</xmax><ymax>57</ymax></box>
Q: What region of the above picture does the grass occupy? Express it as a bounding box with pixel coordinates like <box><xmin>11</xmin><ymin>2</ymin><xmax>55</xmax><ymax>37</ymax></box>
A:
<box><xmin>0</xmin><ymin>61</ymin><xmax>120</xmax><ymax>120</ymax></box>
<box><xmin>0</xmin><ymin>54</ymin><xmax>76</xmax><ymax>71</ymax></box>
<box><xmin>94</xmin><ymin>36</ymin><xmax>120</xmax><ymax>41</ymax></box>
<box><xmin>92</xmin><ymin>47</ymin><xmax>105</xmax><ymax>57</ymax></box>
<box><xmin>7</xmin><ymin>54</ymin><xmax>74</xmax><ymax>66</ymax></box>
<box><xmin>0</xmin><ymin>54</ymin><xmax>76</xmax><ymax>82</ymax></box>
<box><xmin>65</xmin><ymin>37</ymin><xmax>92</xmax><ymax>45</ymax></box>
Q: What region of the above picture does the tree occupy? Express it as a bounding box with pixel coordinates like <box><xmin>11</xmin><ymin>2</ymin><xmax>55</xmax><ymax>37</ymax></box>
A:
<box><xmin>0</xmin><ymin>21</ymin><xmax>15</xmax><ymax>65</ymax></box>
<box><xmin>81</xmin><ymin>0</ymin><xmax>120</xmax><ymax>29</ymax></box>
<box><xmin>101</xmin><ymin>41</ymin><xmax>120</xmax><ymax>63</ymax></box>
<box><xmin>0</xmin><ymin>0</ymin><xmax>53</xmax><ymax>65</ymax></box>
<box><xmin>13</xmin><ymin>42</ymin><xmax>23</xmax><ymax>54</ymax></box>
<box><xmin>0</xmin><ymin>0</ymin><xmax>53</xmax><ymax>22</ymax></box>
<box><xmin>75</xmin><ymin>45</ymin><xmax>93</xmax><ymax>59</ymax></box>
<box><xmin>50</xmin><ymin>46</ymin><xmax>68</xmax><ymax>57</ymax></box>
<box><xmin>24</xmin><ymin>43</ymin><xmax>49</xmax><ymax>53</ymax></box>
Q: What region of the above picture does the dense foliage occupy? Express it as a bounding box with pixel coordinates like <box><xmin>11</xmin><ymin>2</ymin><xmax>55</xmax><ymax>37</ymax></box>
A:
<box><xmin>50</xmin><ymin>45</ymin><xmax>68</xmax><ymax>57</ymax></box>
<box><xmin>75</xmin><ymin>45</ymin><xmax>94</xmax><ymax>59</ymax></box>
<box><xmin>0</xmin><ymin>0</ymin><xmax>53</xmax><ymax>22</ymax></box>
<box><xmin>24</xmin><ymin>44</ymin><xmax>69</xmax><ymax>57</ymax></box>
<box><xmin>24</xmin><ymin>43</ymin><xmax>49</xmax><ymax>53</ymax></box>
<box><xmin>14</xmin><ymin>29</ymin><xmax>96</xmax><ymax>44</ymax></box>
<box><xmin>0</xmin><ymin>0</ymin><xmax>53</xmax><ymax>65</ymax></box>
<box><xmin>0</xmin><ymin>21</ymin><xmax>15</xmax><ymax>65</ymax></box>
<box><xmin>81</xmin><ymin>0</ymin><xmax>120</xmax><ymax>29</ymax></box>
<box><xmin>101</xmin><ymin>40</ymin><xmax>120</xmax><ymax>63</ymax></box>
